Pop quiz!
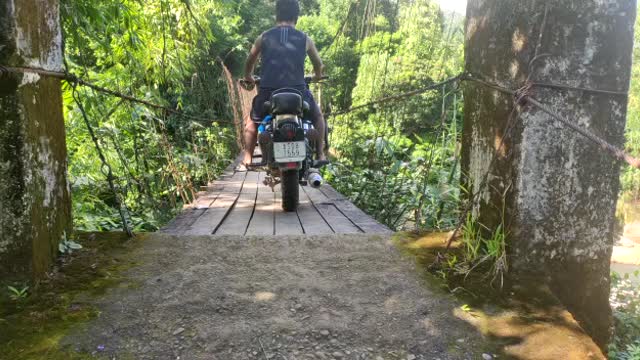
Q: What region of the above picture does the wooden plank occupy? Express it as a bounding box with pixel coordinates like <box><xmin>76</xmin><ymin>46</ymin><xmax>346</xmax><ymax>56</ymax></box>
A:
<box><xmin>215</xmin><ymin>172</ymin><xmax>259</xmax><ymax>235</ymax></box>
<box><xmin>319</xmin><ymin>185</ymin><xmax>393</xmax><ymax>234</ymax></box>
<box><xmin>222</xmin><ymin>171</ymin><xmax>247</xmax><ymax>193</ymax></box>
<box><xmin>257</xmin><ymin>171</ymin><xmax>271</xmax><ymax>193</ymax></box>
<box><xmin>202</xmin><ymin>154</ymin><xmax>242</xmax><ymax>191</ymax></box>
<box><xmin>274</xmin><ymin>191</ymin><xmax>304</xmax><ymax>235</ymax></box>
<box><xmin>193</xmin><ymin>192</ymin><xmax>219</xmax><ymax>209</ymax></box>
<box><xmin>241</xmin><ymin>171</ymin><xmax>260</xmax><ymax>194</ymax></box>
<box><xmin>195</xmin><ymin>171</ymin><xmax>243</xmax><ymax>206</ymax></box>
<box><xmin>183</xmin><ymin>193</ymin><xmax>240</xmax><ymax>235</ymax></box>
<box><xmin>160</xmin><ymin>208</ymin><xmax>206</xmax><ymax>234</ymax></box>
<box><xmin>317</xmin><ymin>185</ymin><xmax>346</xmax><ymax>201</ymax></box>
<box><xmin>297</xmin><ymin>186</ymin><xmax>334</xmax><ymax>235</ymax></box>
<box><xmin>215</xmin><ymin>193</ymin><xmax>257</xmax><ymax>235</ymax></box>
<box><xmin>183</xmin><ymin>172</ymin><xmax>247</xmax><ymax>235</ymax></box>
<box><xmin>302</xmin><ymin>186</ymin><xmax>363</xmax><ymax>234</ymax></box>
<box><xmin>245</xmin><ymin>190</ymin><xmax>275</xmax><ymax>236</ymax></box>
<box><xmin>245</xmin><ymin>191</ymin><xmax>275</xmax><ymax>235</ymax></box>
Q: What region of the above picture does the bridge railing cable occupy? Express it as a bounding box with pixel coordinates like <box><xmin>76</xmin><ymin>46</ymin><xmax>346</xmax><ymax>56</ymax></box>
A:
<box><xmin>462</xmin><ymin>74</ymin><xmax>640</xmax><ymax>169</ymax></box>
<box><xmin>0</xmin><ymin>65</ymin><xmax>233</xmax><ymax>125</ymax></box>
<box><xmin>4</xmin><ymin>40</ymin><xmax>640</xmax><ymax>241</ymax></box>
<box><xmin>332</xmin><ymin>75</ymin><xmax>462</xmax><ymax>116</ymax></box>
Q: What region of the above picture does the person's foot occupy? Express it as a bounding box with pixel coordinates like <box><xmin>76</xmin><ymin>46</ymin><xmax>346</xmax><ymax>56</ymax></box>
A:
<box><xmin>235</xmin><ymin>162</ymin><xmax>250</xmax><ymax>172</ymax></box>
<box><xmin>240</xmin><ymin>151</ymin><xmax>253</xmax><ymax>169</ymax></box>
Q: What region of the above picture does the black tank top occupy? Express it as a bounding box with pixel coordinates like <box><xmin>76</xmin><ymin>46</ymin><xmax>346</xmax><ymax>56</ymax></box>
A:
<box><xmin>260</xmin><ymin>26</ymin><xmax>307</xmax><ymax>91</ymax></box>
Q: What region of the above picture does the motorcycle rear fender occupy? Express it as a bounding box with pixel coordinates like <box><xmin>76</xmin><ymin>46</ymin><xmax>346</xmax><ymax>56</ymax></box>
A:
<box><xmin>277</xmin><ymin>162</ymin><xmax>302</xmax><ymax>171</ymax></box>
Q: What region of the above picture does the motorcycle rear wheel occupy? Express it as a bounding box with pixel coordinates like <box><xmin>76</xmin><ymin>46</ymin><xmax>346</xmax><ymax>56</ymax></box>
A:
<box><xmin>281</xmin><ymin>170</ymin><xmax>299</xmax><ymax>212</ymax></box>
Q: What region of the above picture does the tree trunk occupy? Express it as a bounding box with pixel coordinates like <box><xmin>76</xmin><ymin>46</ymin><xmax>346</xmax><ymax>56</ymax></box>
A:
<box><xmin>462</xmin><ymin>0</ymin><xmax>636</xmax><ymax>349</ymax></box>
<box><xmin>0</xmin><ymin>0</ymin><xmax>71</xmax><ymax>280</ymax></box>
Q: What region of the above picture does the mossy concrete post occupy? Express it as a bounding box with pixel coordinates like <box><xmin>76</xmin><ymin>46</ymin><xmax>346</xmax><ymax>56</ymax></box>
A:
<box><xmin>462</xmin><ymin>0</ymin><xmax>636</xmax><ymax>348</ymax></box>
<box><xmin>0</xmin><ymin>0</ymin><xmax>71</xmax><ymax>279</ymax></box>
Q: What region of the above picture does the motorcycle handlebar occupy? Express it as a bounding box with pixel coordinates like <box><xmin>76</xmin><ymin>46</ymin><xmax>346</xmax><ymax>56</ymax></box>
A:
<box><xmin>240</xmin><ymin>75</ymin><xmax>329</xmax><ymax>90</ymax></box>
<box><xmin>304</xmin><ymin>75</ymin><xmax>329</xmax><ymax>83</ymax></box>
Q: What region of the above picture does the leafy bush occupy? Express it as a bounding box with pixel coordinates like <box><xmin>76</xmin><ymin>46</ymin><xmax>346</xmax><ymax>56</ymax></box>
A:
<box><xmin>60</xmin><ymin>0</ymin><xmax>248</xmax><ymax>230</ymax></box>
<box><xmin>610</xmin><ymin>271</ymin><xmax>640</xmax><ymax>360</ymax></box>
<box><xmin>326</xmin><ymin>118</ymin><xmax>461</xmax><ymax>231</ymax></box>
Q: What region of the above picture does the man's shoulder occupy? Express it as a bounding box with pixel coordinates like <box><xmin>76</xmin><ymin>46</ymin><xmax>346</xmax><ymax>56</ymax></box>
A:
<box><xmin>259</xmin><ymin>27</ymin><xmax>274</xmax><ymax>38</ymax></box>
<box><xmin>262</xmin><ymin>26</ymin><xmax>307</xmax><ymax>37</ymax></box>
<box><xmin>295</xmin><ymin>28</ymin><xmax>308</xmax><ymax>38</ymax></box>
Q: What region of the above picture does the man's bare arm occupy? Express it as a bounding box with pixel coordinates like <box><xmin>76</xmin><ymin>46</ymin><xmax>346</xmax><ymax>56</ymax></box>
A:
<box><xmin>243</xmin><ymin>35</ymin><xmax>263</xmax><ymax>82</ymax></box>
<box><xmin>306</xmin><ymin>37</ymin><xmax>325</xmax><ymax>80</ymax></box>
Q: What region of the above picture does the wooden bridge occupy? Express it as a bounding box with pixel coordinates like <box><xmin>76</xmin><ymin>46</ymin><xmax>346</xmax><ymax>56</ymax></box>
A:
<box><xmin>161</xmin><ymin>153</ymin><xmax>392</xmax><ymax>236</ymax></box>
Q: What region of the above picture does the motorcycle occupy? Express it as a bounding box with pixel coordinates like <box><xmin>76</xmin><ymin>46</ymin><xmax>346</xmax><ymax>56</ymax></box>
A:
<box><xmin>240</xmin><ymin>76</ymin><xmax>329</xmax><ymax>212</ymax></box>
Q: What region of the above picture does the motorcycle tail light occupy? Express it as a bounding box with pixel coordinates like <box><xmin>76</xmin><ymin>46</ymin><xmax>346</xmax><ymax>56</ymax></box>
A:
<box><xmin>280</xmin><ymin>122</ymin><xmax>297</xmax><ymax>141</ymax></box>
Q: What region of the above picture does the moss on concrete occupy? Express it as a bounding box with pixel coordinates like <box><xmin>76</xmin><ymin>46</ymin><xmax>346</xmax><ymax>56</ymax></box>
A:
<box><xmin>0</xmin><ymin>0</ymin><xmax>72</xmax><ymax>280</ymax></box>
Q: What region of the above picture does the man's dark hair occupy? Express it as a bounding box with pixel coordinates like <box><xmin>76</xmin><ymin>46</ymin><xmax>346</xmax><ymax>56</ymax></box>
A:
<box><xmin>276</xmin><ymin>0</ymin><xmax>300</xmax><ymax>23</ymax></box>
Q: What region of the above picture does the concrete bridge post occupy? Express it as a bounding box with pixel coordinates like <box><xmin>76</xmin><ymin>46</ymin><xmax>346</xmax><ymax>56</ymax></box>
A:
<box><xmin>463</xmin><ymin>0</ymin><xmax>636</xmax><ymax>348</ymax></box>
<box><xmin>0</xmin><ymin>0</ymin><xmax>71</xmax><ymax>279</ymax></box>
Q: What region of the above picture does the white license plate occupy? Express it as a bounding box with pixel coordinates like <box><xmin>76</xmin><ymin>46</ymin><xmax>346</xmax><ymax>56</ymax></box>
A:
<box><xmin>274</xmin><ymin>141</ymin><xmax>306</xmax><ymax>162</ymax></box>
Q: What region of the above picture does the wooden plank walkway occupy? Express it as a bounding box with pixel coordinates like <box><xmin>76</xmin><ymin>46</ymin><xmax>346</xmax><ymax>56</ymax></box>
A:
<box><xmin>161</xmin><ymin>155</ymin><xmax>392</xmax><ymax>236</ymax></box>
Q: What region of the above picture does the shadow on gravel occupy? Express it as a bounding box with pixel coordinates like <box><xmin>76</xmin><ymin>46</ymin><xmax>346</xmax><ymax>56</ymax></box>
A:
<box><xmin>394</xmin><ymin>231</ymin><xmax>605</xmax><ymax>360</ymax></box>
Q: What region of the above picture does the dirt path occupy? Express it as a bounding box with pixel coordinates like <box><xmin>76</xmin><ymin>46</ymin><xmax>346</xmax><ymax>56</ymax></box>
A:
<box><xmin>62</xmin><ymin>234</ymin><xmax>489</xmax><ymax>359</ymax></box>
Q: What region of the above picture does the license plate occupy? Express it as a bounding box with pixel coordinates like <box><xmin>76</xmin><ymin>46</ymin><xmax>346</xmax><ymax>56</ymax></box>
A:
<box><xmin>274</xmin><ymin>141</ymin><xmax>306</xmax><ymax>162</ymax></box>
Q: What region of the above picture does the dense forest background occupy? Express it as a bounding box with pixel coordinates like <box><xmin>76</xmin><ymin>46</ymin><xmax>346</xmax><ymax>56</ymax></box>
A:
<box><xmin>62</xmin><ymin>0</ymin><xmax>464</xmax><ymax>232</ymax></box>
<box><xmin>56</xmin><ymin>0</ymin><xmax>640</xmax><ymax>357</ymax></box>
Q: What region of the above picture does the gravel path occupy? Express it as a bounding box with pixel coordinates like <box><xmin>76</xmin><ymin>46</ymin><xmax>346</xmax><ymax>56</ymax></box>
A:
<box><xmin>63</xmin><ymin>234</ymin><xmax>489</xmax><ymax>359</ymax></box>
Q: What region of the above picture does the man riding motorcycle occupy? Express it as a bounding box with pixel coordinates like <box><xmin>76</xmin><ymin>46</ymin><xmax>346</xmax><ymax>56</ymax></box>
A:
<box><xmin>238</xmin><ymin>0</ymin><xmax>327</xmax><ymax>171</ymax></box>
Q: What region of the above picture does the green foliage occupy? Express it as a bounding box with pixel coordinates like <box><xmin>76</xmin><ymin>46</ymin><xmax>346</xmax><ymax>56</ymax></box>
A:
<box><xmin>60</xmin><ymin>0</ymin><xmax>466</xmax><ymax>233</ymax></box>
<box><xmin>325</xmin><ymin>117</ymin><xmax>461</xmax><ymax>230</ymax></box>
<box><xmin>322</xmin><ymin>0</ymin><xmax>465</xmax><ymax>233</ymax></box>
<box><xmin>621</xmin><ymin>4</ymin><xmax>640</xmax><ymax>203</ymax></box>
<box><xmin>610</xmin><ymin>271</ymin><xmax>640</xmax><ymax>360</ymax></box>
<box><xmin>453</xmin><ymin>212</ymin><xmax>508</xmax><ymax>287</ymax></box>
<box><xmin>460</xmin><ymin>213</ymin><xmax>482</xmax><ymax>260</ymax></box>
<box><xmin>59</xmin><ymin>232</ymin><xmax>84</xmax><ymax>255</ymax></box>
<box><xmin>7</xmin><ymin>286</ymin><xmax>29</xmax><ymax>301</ymax></box>
<box><xmin>31</xmin><ymin>0</ymin><xmax>640</xmax><ymax>355</ymax></box>
<box><xmin>60</xmin><ymin>0</ymin><xmax>252</xmax><ymax>230</ymax></box>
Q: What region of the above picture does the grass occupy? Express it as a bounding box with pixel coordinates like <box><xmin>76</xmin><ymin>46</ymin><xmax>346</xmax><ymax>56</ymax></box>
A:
<box><xmin>0</xmin><ymin>232</ymin><xmax>144</xmax><ymax>360</ymax></box>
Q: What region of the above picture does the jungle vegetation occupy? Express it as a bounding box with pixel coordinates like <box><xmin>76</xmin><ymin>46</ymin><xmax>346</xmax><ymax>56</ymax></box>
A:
<box><xmin>59</xmin><ymin>1</ymin><xmax>640</xmax><ymax>357</ymax></box>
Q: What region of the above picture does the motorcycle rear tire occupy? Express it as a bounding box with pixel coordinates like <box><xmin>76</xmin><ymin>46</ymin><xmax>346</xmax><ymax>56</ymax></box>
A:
<box><xmin>281</xmin><ymin>170</ymin><xmax>299</xmax><ymax>212</ymax></box>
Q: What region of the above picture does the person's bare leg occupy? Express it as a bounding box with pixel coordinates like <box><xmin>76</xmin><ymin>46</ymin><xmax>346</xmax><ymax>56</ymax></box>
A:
<box><xmin>242</xmin><ymin>118</ymin><xmax>257</xmax><ymax>165</ymax></box>
<box><xmin>314</xmin><ymin>112</ymin><xmax>326</xmax><ymax>161</ymax></box>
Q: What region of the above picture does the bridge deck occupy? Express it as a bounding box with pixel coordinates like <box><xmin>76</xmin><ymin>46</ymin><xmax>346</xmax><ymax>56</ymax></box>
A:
<box><xmin>161</xmin><ymin>155</ymin><xmax>392</xmax><ymax>236</ymax></box>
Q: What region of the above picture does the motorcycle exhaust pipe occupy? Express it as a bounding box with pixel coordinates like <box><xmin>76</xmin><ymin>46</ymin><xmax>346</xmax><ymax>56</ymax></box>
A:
<box><xmin>307</xmin><ymin>170</ymin><xmax>323</xmax><ymax>188</ymax></box>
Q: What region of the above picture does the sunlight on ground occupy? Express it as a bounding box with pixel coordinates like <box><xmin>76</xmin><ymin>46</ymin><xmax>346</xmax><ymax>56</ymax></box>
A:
<box><xmin>401</xmin><ymin>231</ymin><xmax>456</xmax><ymax>251</ymax></box>
<box><xmin>394</xmin><ymin>232</ymin><xmax>606</xmax><ymax>359</ymax></box>
<box><xmin>254</xmin><ymin>291</ymin><xmax>276</xmax><ymax>301</ymax></box>
<box><xmin>453</xmin><ymin>306</ymin><xmax>603</xmax><ymax>360</ymax></box>
<box><xmin>613</xmin><ymin>223</ymin><xmax>640</xmax><ymax>285</ymax></box>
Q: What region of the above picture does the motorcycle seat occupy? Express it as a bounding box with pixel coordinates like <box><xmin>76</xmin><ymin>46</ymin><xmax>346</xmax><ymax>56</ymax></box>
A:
<box><xmin>270</xmin><ymin>92</ymin><xmax>303</xmax><ymax>116</ymax></box>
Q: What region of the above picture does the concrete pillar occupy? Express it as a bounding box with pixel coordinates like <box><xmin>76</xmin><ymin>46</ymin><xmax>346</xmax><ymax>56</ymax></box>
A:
<box><xmin>463</xmin><ymin>0</ymin><xmax>636</xmax><ymax>348</ymax></box>
<box><xmin>0</xmin><ymin>0</ymin><xmax>71</xmax><ymax>279</ymax></box>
